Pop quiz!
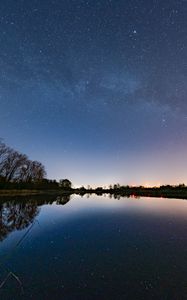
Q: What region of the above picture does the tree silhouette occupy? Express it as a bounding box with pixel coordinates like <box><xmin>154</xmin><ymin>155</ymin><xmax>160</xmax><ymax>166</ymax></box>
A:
<box><xmin>59</xmin><ymin>179</ymin><xmax>72</xmax><ymax>189</ymax></box>
<box><xmin>0</xmin><ymin>140</ymin><xmax>46</xmax><ymax>183</ymax></box>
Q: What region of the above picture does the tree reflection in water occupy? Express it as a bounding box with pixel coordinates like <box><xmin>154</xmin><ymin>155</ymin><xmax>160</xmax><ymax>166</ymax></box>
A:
<box><xmin>0</xmin><ymin>202</ymin><xmax>39</xmax><ymax>242</ymax></box>
<box><xmin>56</xmin><ymin>194</ymin><xmax>70</xmax><ymax>205</ymax></box>
<box><xmin>0</xmin><ymin>200</ymin><xmax>40</xmax><ymax>293</ymax></box>
<box><xmin>0</xmin><ymin>194</ymin><xmax>71</xmax><ymax>242</ymax></box>
<box><xmin>0</xmin><ymin>194</ymin><xmax>72</xmax><ymax>293</ymax></box>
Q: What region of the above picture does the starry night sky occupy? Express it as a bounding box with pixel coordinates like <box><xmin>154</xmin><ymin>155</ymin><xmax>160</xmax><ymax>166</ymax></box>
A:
<box><xmin>0</xmin><ymin>0</ymin><xmax>187</xmax><ymax>187</ymax></box>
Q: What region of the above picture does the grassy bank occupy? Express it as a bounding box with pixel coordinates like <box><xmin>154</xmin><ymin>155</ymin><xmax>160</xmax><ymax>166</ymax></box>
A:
<box><xmin>0</xmin><ymin>189</ymin><xmax>69</xmax><ymax>196</ymax></box>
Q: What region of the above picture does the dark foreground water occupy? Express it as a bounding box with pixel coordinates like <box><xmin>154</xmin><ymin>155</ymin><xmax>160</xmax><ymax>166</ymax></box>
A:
<box><xmin>1</xmin><ymin>194</ymin><xmax>187</xmax><ymax>299</ymax></box>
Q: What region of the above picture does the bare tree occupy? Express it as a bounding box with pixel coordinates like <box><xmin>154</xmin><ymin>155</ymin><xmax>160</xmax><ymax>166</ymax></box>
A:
<box><xmin>0</xmin><ymin>141</ymin><xmax>11</xmax><ymax>172</ymax></box>
<box><xmin>0</xmin><ymin>140</ymin><xmax>46</xmax><ymax>183</ymax></box>
<box><xmin>0</xmin><ymin>150</ymin><xmax>28</xmax><ymax>182</ymax></box>
<box><xmin>28</xmin><ymin>161</ymin><xmax>46</xmax><ymax>182</ymax></box>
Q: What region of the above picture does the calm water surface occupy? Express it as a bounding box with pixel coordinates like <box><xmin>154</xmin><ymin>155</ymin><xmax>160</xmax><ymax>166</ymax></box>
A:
<box><xmin>0</xmin><ymin>194</ymin><xmax>187</xmax><ymax>299</ymax></box>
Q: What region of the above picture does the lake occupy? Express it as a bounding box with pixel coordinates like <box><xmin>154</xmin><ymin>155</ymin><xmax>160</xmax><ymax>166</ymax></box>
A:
<box><xmin>0</xmin><ymin>194</ymin><xmax>187</xmax><ymax>299</ymax></box>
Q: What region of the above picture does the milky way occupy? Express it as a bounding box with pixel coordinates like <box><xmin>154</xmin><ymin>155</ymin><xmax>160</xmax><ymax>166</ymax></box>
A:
<box><xmin>0</xmin><ymin>0</ymin><xmax>187</xmax><ymax>186</ymax></box>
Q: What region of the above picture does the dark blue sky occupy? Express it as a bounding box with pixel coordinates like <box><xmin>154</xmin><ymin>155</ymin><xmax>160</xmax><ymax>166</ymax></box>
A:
<box><xmin>1</xmin><ymin>0</ymin><xmax>187</xmax><ymax>186</ymax></box>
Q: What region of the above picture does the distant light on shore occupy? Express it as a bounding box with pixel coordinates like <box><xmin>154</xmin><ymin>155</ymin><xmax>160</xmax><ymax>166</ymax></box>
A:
<box><xmin>143</xmin><ymin>182</ymin><xmax>161</xmax><ymax>188</ymax></box>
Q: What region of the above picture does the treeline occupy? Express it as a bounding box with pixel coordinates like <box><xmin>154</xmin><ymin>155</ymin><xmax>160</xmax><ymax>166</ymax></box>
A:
<box><xmin>0</xmin><ymin>140</ymin><xmax>46</xmax><ymax>185</ymax></box>
<box><xmin>74</xmin><ymin>184</ymin><xmax>187</xmax><ymax>199</ymax></box>
<box><xmin>0</xmin><ymin>143</ymin><xmax>73</xmax><ymax>191</ymax></box>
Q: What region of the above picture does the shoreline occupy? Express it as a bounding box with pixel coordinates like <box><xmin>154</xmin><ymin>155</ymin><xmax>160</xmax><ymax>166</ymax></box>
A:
<box><xmin>1</xmin><ymin>188</ymin><xmax>187</xmax><ymax>200</ymax></box>
<box><xmin>0</xmin><ymin>189</ymin><xmax>69</xmax><ymax>196</ymax></box>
